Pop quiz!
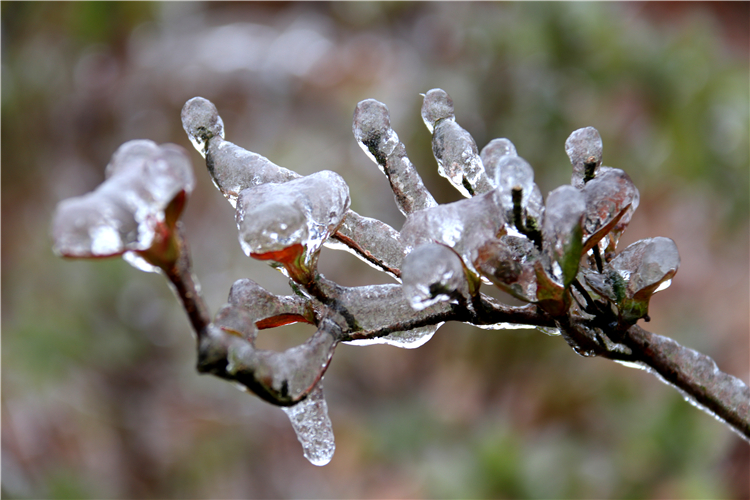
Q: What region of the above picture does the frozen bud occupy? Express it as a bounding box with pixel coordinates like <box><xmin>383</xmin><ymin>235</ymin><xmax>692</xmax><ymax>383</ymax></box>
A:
<box><xmin>585</xmin><ymin>237</ymin><xmax>679</xmax><ymax>323</ymax></box>
<box><xmin>401</xmin><ymin>190</ymin><xmax>506</xmax><ymax>278</ymax></box>
<box><xmin>566</xmin><ymin>127</ymin><xmax>603</xmax><ymax>189</ymax></box>
<box><xmin>542</xmin><ymin>185</ymin><xmax>585</xmax><ymax>287</ymax></box>
<box><xmin>581</xmin><ymin>167</ymin><xmax>638</xmax><ymax>252</ymax></box>
<box><xmin>480</xmin><ymin>138</ymin><xmax>517</xmax><ymax>187</ymax></box>
<box><xmin>495</xmin><ymin>155</ymin><xmax>536</xmax><ymax>214</ymax></box>
<box><xmin>52</xmin><ymin>140</ymin><xmax>194</xmax><ymax>272</ymax></box>
<box><xmin>402</xmin><ymin>243</ymin><xmax>470</xmax><ymax>310</ymax></box>
<box><xmin>235</xmin><ymin>171</ymin><xmax>350</xmax><ymax>282</ymax></box>
<box><xmin>475</xmin><ymin>235</ymin><xmax>539</xmax><ymax>303</ymax></box>
<box><xmin>181</xmin><ymin>97</ymin><xmax>225</xmax><ymax>158</ymax></box>
<box><xmin>600</xmin><ymin>166</ymin><xmax>640</xmax><ymax>253</ymax></box>
<box><xmin>353</xmin><ymin>99</ymin><xmax>399</xmax><ymax>168</ymax></box>
<box><xmin>420</xmin><ymin>88</ymin><xmax>455</xmax><ymax>133</ymax></box>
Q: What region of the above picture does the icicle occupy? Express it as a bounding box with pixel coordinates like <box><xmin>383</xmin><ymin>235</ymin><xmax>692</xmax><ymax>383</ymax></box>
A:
<box><xmin>281</xmin><ymin>383</ymin><xmax>335</xmax><ymax>466</ymax></box>
<box><xmin>566</xmin><ymin>126</ymin><xmax>603</xmax><ymax>189</ymax></box>
<box><xmin>402</xmin><ymin>243</ymin><xmax>470</xmax><ymax>310</ymax></box>
<box><xmin>421</xmin><ymin>88</ymin><xmax>493</xmax><ymax>197</ymax></box>
<box><xmin>353</xmin><ymin>99</ymin><xmax>437</xmax><ymax>215</ymax></box>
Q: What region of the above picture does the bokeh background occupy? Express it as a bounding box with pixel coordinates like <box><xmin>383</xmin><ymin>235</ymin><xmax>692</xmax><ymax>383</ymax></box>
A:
<box><xmin>2</xmin><ymin>2</ymin><xmax>748</xmax><ymax>498</ymax></box>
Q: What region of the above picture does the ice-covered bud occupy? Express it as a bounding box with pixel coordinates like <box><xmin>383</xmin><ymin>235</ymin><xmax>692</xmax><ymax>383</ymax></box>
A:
<box><xmin>228</xmin><ymin>278</ymin><xmax>314</xmax><ymax>329</ymax></box>
<box><xmin>181</xmin><ymin>97</ymin><xmax>225</xmax><ymax>158</ymax></box>
<box><xmin>52</xmin><ymin>140</ymin><xmax>194</xmax><ymax>272</ymax></box>
<box><xmin>235</xmin><ymin>171</ymin><xmax>350</xmax><ymax>283</ymax></box>
<box><xmin>584</xmin><ymin>237</ymin><xmax>680</xmax><ymax>323</ymax></box>
<box><xmin>566</xmin><ymin>127</ymin><xmax>603</xmax><ymax>189</ymax></box>
<box><xmin>475</xmin><ymin>235</ymin><xmax>539</xmax><ymax>303</ymax></box>
<box><xmin>581</xmin><ymin>167</ymin><xmax>638</xmax><ymax>252</ymax></box>
<box><xmin>600</xmin><ymin>166</ymin><xmax>640</xmax><ymax>254</ymax></box>
<box><xmin>420</xmin><ymin>88</ymin><xmax>455</xmax><ymax>133</ymax></box>
<box><xmin>400</xmin><ymin>190</ymin><xmax>506</xmax><ymax>278</ymax></box>
<box><xmin>542</xmin><ymin>185</ymin><xmax>585</xmax><ymax>287</ymax></box>
<box><xmin>480</xmin><ymin>138</ymin><xmax>517</xmax><ymax>187</ymax></box>
<box><xmin>402</xmin><ymin>243</ymin><xmax>470</xmax><ymax>310</ymax></box>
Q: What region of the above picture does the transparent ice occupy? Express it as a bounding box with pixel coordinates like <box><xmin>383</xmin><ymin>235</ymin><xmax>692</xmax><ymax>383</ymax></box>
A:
<box><xmin>480</xmin><ymin>137</ymin><xmax>518</xmax><ymax>187</ymax></box>
<box><xmin>281</xmin><ymin>383</ymin><xmax>335</xmax><ymax>466</ymax></box>
<box><xmin>421</xmin><ymin>88</ymin><xmax>493</xmax><ymax>197</ymax></box>
<box><xmin>51</xmin><ymin>140</ymin><xmax>194</xmax><ymax>271</ymax></box>
<box><xmin>541</xmin><ymin>185</ymin><xmax>585</xmax><ymax>287</ymax></box>
<box><xmin>402</xmin><ymin>243</ymin><xmax>470</xmax><ymax>310</ymax></box>
<box><xmin>475</xmin><ymin>235</ymin><xmax>539</xmax><ymax>303</ymax></box>
<box><xmin>566</xmin><ymin>126</ymin><xmax>603</xmax><ymax>189</ymax></box>
<box><xmin>235</xmin><ymin>170</ymin><xmax>350</xmax><ymax>263</ymax></box>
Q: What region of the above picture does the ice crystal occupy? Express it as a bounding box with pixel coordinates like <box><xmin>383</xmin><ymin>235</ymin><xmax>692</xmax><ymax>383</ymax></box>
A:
<box><xmin>282</xmin><ymin>384</ymin><xmax>335</xmax><ymax>466</ymax></box>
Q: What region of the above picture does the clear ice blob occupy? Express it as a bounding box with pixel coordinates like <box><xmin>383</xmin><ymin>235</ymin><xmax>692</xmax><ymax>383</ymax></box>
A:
<box><xmin>475</xmin><ymin>235</ymin><xmax>540</xmax><ymax>303</ymax></box>
<box><xmin>235</xmin><ymin>170</ymin><xmax>350</xmax><ymax>281</ymax></box>
<box><xmin>281</xmin><ymin>383</ymin><xmax>336</xmax><ymax>466</ymax></box>
<box><xmin>421</xmin><ymin>88</ymin><xmax>493</xmax><ymax>197</ymax></box>
<box><xmin>51</xmin><ymin>140</ymin><xmax>194</xmax><ymax>272</ymax></box>
<box><xmin>566</xmin><ymin>126</ymin><xmax>603</xmax><ymax>189</ymax></box>
<box><xmin>353</xmin><ymin>99</ymin><xmax>437</xmax><ymax>215</ymax></box>
<box><xmin>181</xmin><ymin>97</ymin><xmax>299</xmax><ymax>207</ymax></box>
<box><xmin>402</xmin><ymin>243</ymin><xmax>470</xmax><ymax>310</ymax></box>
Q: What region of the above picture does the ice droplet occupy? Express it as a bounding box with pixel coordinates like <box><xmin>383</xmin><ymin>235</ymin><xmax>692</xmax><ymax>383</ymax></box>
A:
<box><xmin>566</xmin><ymin>127</ymin><xmax>602</xmax><ymax>189</ymax></box>
<box><xmin>402</xmin><ymin>243</ymin><xmax>469</xmax><ymax>310</ymax></box>
<box><xmin>281</xmin><ymin>383</ymin><xmax>335</xmax><ymax>466</ymax></box>
<box><xmin>235</xmin><ymin>171</ymin><xmax>350</xmax><ymax>265</ymax></box>
<box><xmin>400</xmin><ymin>190</ymin><xmax>506</xmax><ymax>277</ymax></box>
<box><xmin>421</xmin><ymin>89</ymin><xmax>492</xmax><ymax>197</ymax></box>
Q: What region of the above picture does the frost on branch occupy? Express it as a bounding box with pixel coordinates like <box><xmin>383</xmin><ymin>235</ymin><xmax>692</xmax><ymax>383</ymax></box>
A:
<box><xmin>53</xmin><ymin>88</ymin><xmax>750</xmax><ymax>466</ymax></box>
<box><xmin>51</xmin><ymin>140</ymin><xmax>194</xmax><ymax>272</ymax></box>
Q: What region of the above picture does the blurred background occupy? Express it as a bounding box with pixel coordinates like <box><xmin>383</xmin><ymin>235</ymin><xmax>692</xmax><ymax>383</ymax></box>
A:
<box><xmin>2</xmin><ymin>2</ymin><xmax>748</xmax><ymax>498</ymax></box>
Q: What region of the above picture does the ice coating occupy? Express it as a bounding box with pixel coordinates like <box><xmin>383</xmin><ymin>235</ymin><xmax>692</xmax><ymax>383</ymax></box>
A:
<box><xmin>400</xmin><ymin>189</ymin><xmax>506</xmax><ymax>277</ymax></box>
<box><xmin>51</xmin><ymin>140</ymin><xmax>194</xmax><ymax>271</ymax></box>
<box><xmin>581</xmin><ymin>167</ymin><xmax>638</xmax><ymax>252</ymax></box>
<box><xmin>181</xmin><ymin>97</ymin><xmax>299</xmax><ymax>207</ymax></box>
<box><xmin>566</xmin><ymin>127</ymin><xmax>603</xmax><ymax>189</ymax></box>
<box><xmin>402</xmin><ymin>243</ymin><xmax>470</xmax><ymax>310</ymax></box>
<box><xmin>480</xmin><ymin>138</ymin><xmax>518</xmax><ymax>190</ymax></box>
<box><xmin>235</xmin><ymin>171</ymin><xmax>350</xmax><ymax>265</ymax></box>
<box><xmin>421</xmin><ymin>89</ymin><xmax>493</xmax><ymax>197</ymax></box>
<box><xmin>542</xmin><ymin>185</ymin><xmax>585</xmax><ymax>287</ymax></box>
<box><xmin>353</xmin><ymin>99</ymin><xmax>437</xmax><ymax>215</ymax></box>
<box><xmin>494</xmin><ymin>155</ymin><xmax>544</xmax><ymax>233</ymax></box>
<box><xmin>228</xmin><ymin>279</ymin><xmax>313</xmax><ymax>328</ymax></box>
<box><xmin>281</xmin><ymin>383</ymin><xmax>335</xmax><ymax>466</ymax></box>
<box><xmin>475</xmin><ymin>235</ymin><xmax>540</xmax><ymax>303</ymax></box>
<box><xmin>599</xmin><ymin>167</ymin><xmax>641</xmax><ymax>253</ymax></box>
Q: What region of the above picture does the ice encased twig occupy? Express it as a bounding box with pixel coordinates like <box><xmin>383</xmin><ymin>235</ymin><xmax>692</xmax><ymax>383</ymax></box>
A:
<box><xmin>353</xmin><ymin>99</ymin><xmax>437</xmax><ymax>215</ymax></box>
<box><xmin>566</xmin><ymin>126</ymin><xmax>603</xmax><ymax>189</ymax></box>
<box><xmin>281</xmin><ymin>383</ymin><xmax>335</xmax><ymax>466</ymax></box>
<box><xmin>421</xmin><ymin>88</ymin><xmax>494</xmax><ymax>197</ymax></box>
<box><xmin>402</xmin><ymin>243</ymin><xmax>470</xmax><ymax>310</ymax></box>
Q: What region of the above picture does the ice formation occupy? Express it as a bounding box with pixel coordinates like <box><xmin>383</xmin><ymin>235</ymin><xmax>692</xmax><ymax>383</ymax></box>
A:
<box><xmin>281</xmin><ymin>384</ymin><xmax>335</xmax><ymax>466</ymax></box>
<box><xmin>566</xmin><ymin>126</ymin><xmax>603</xmax><ymax>189</ymax></box>
<box><xmin>402</xmin><ymin>243</ymin><xmax>471</xmax><ymax>310</ymax></box>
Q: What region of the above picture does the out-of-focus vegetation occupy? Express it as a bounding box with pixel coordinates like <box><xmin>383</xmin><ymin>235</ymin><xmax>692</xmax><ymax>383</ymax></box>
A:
<box><xmin>2</xmin><ymin>2</ymin><xmax>748</xmax><ymax>498</ymax></box>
